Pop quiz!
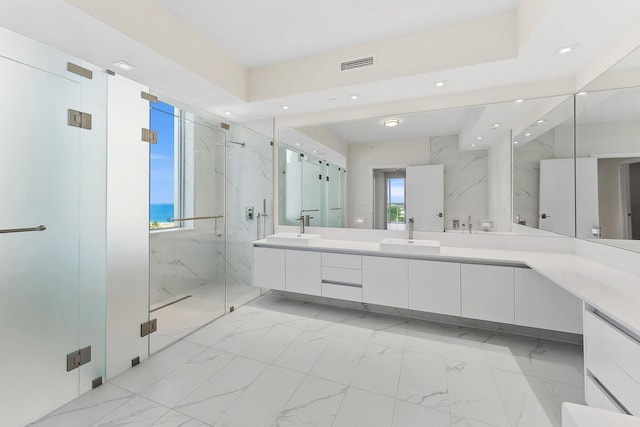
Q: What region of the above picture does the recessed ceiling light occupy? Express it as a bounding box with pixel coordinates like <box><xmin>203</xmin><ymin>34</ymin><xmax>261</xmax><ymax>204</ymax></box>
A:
<box><xmin>224</xmin><ymin>111</ymin><xmax>231</xmax><ymax>115</ymax></box>
<box><xmin>476</xmin><ymin>136</ymin><xmax>483</xmax><ymax>140</ymax></box>
<box><xmin>434</xmin><ymin>80</ymin><xmax>446</xmax><ymax>87</ymax></box>
<box><xmin>537</xmin><ymin>119</ymin><xmax>546</xmax><ymax>123</ymax></box>
<box><xmin>525</xmin><ymin>132</ymin><xmax>531</xmax><ymax>136</ymax></box>
<box><xmin>514</xmin><ymin>99</ymin><xmax>524</xmax><ymax>103</ymax></box>
<box><xmin>313</xmin><ymin>150</ymin><xmax>318</xmax><ymax>153</ymax></box>
<box><xmin>578</xmin><ymin>91</ymin><xmax>587</xmax><ymax>96</ymax></box>
<box><xmin>557</xmin><ymin>46</ymin><xmax>574</xmax><ymax>55</ymax></box>
<box><xmin>281</xmin><ymin>105</ymin><xmax>290</xmax><ymax>110</ymax></box>
<box><xmin>295</xmin><ymin>143</ymin><xmax>301</xmax><ymax>146</ymax></box>
<box><xmin>514</xmin><ymin>141</ymin><xmax>519</xmax><ymax>144</ymax></box>
<box><xmin>349</xmin><ymin>94</ymin><xmax>359</xmax><ymax>100</ymax></box>
<box><xmin>492</xmin><ymin>123</ymin><xmax>501</xmax><ymax>128</ymax></box>
<box><xmin>112</xmin><ymin>60</ymin><xmax>135</xmax><ymax>70</ymax></box>
<box><xmin>471</xmin><ymin>144</ymin><xmax>476</xmax><ymax>147</ymax></box>
<box><xmin>383</xmin><ymin>118</ymin><xmax>400</xmax><ymax>127</ymax></box>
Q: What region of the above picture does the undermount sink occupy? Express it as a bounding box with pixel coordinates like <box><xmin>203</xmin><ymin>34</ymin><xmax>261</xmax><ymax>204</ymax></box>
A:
<box><xmin>265</xmin><ymin>233</ymin><xmax>321</xmax><ymax>246</ymax></box>
<box><xmin>379</xmin><ymin>238</ymin><xmax>441</xmax><ymax>254</ymax></box>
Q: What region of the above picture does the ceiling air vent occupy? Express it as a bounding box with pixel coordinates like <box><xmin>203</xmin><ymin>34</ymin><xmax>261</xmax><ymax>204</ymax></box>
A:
<box><xmin>340</xmin><ymin>56</ymin><xmax>375</xmax><ymax>71</ymax></box>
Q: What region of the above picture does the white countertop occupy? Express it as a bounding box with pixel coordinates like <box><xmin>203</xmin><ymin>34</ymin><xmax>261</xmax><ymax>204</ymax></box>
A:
<box><xmin>254</xmin><ymin>238</ymin><xmax>640</xmax><ymax>336</ymax></box>
<box><xmin>562</xmin><ymin>403</ymin><xmax>640</xmax><ymax>426</ymax></box>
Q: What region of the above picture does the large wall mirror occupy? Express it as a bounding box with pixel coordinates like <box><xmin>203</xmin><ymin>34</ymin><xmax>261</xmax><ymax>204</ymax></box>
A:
<box><xmin>512</xmin><ymin>96</ymin><xmax>576</xmax><ymax>237</ymax></box>
<box><xmin>278</xmin><ymin>97</ymin><xmax>574</xmax><ymax>234</ymax></box>
<box><xmin>575</xmin><ymin>47</ymin><xmax>640</xmax><ymax>252</ymax></box>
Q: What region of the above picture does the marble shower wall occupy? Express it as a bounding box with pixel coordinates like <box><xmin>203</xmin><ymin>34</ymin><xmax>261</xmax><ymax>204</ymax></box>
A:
<box><xmin>430</xmin><ymin>135</ymin><xmax>488</xmax><ymax>229</ymax></box>
<box><xmin>513</xmin><ymin>131</ymin><xmax>554</xmax><ymax>229</ymax></box>
<box><xmin>487</xmin><ymin>135</ymin><xmax>512</xmax><ymax>232</ymax></box>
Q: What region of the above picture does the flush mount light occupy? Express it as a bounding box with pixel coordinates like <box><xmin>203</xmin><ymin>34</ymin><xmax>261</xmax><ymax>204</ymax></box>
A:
<box><xmin>514</xmin><ymin>99</ymin><xmax>524</xmax><ymax>103</ymax></box>
<box><xmin>557</xmin><ymin>45</ymin><xmax>575</xmax><ymax>55</ymax></box>
<box><xmin>295</xmin><ymin>143</ymin><xmax>301</xmax><ymax>146</ymax></box>
<box><xmin>224</xmin><ymin>111</ymin><xmax>231</xmax><ymax>115</ymax></box>
<box><xmin>471</xmin><ymin>144</ymin><xmax>476</xmax><ymax>147</ymax></box>
<box><xmin>349</xmin><ymin>94</ymin><xmax>359</xmax><ymax>100</ymax></box>
<box><xmin>383</xmin><ymin>118</ymin><xmax>400</xmax><ymax>127</ymax></box>
<box><xmin>434</xmin><ymin>80</ymin><xmax>446</xmax><ymax>87</ymax></box>
<box><xmin>492</xmin><ymin>123</ymin><xmax>501</xmax><ymax>128</ymax></box>
<box><xmin>112</xmin><ymin>60</ymin><xmax>135</xmax><ymax>70</ymax></box>
<box><xmin>476</xmin><ymin>136</ymin><xmax>483</xmax><ymax>140</ymax></box>
<box><xmin>525</xmin><ymin>132</ymin><xmax>531</xmax><ymax>136</ymax></box>
<box><xmin>578</xmin><ymin>91</ymin><xmax>587</xmax><ymax>96</ymax></box>
<box><xmin>281</xmin><ymin>105</ymin><xmax>290</xmax><ymax>110</ymax></box>
<box><xmin>537</xmin><ymin>119</ymin><xmax>546</xmax><ymax>123</ymax></box>
<box><xmin>514</xmin><ymin>141</ymin><xmax>519</xmax><ymax>144</ymax></box>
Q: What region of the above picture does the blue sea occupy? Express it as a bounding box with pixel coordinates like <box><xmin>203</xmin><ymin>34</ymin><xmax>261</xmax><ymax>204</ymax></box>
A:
<box><xmin>150</xmin><ymin>203</ymin><xmax>175</xmax><ymax>222</ymax></box>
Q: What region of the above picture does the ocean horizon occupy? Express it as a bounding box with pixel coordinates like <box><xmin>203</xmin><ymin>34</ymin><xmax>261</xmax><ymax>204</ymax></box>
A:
<box><xmin>150</xmin><ymin>203</ymin><xmax>175</xmax><ymax>222</ymax></box>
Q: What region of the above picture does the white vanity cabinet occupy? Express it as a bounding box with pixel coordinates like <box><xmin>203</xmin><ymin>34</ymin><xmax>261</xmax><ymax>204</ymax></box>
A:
<box><xmin>362</xmin><ymin>256</ymin><xmax>408</xmax><ymax>308</ymax></box>
<box><xmin>585</xmin><ymin>310</ymin><xmax>640</xmax><ymax>415</ymax></box>
<box><xmin>514</xmin><ymin>268</ymin><xmax>583</xmax><ymax>334</ymax></box>
<box><xmin>321</xmin><ymin>253</ymin><xmax>362</xmax><ymax>302</ymax></box>
<box><xmin>461</xmin><ymin>264</ymin><xmax>515</xmax><ymax>323</ymax></box>
<box><xmin>408</xmin><ymin>260</ymin><xmax>461</xmax><ymax>316</ymax></box>
<box><xmin>252</xmin><ymin>247</ymin><xmax>285</xmax><ymax>290</ymax></box>
<box><xmin>285</xmin><ymin>250</ymin><xmax>321</xmax><ymax>296</ymax></box>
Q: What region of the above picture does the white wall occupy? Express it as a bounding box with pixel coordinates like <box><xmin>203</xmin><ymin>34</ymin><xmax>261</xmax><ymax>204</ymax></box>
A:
<box><xmin>106</xmin><ymin>74</ymin><xmax>150</xmax><ymax>379</ymax></box>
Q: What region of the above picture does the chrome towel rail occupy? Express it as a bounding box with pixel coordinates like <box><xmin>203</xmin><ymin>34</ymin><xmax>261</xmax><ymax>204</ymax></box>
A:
<box><xmin>0</xmin><ymin>225</ymin><xmax>46</xmax><ymax>234</ymax></box>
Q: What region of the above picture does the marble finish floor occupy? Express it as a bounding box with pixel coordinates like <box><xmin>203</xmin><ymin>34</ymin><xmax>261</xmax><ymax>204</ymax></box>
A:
<box><xmin>33</xmin><ymin>294</ymin><xmax>585</xmax><ymax>427</ymax></box>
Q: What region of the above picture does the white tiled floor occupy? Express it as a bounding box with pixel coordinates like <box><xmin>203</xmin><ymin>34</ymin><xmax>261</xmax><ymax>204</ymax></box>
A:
<box><xmin>33</xmin><ymin>294</ymin><xmax>585</xmax><ymax>427</ymax></box>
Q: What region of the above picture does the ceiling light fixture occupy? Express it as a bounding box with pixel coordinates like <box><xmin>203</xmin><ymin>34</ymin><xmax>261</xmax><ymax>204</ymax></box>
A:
<box><xmin>514</xmin><ymin>141</ymin><xmax>519</xmax><ymax>144</ymax></box>
<box><xmin>537</xmin><ymin>119</ymin><xmax>546</xmax><ymax>123</ymax></box>
<box><xmin>349</xmin><ymin>94</ymin><xmax>359</xmax><ymax>100</ymax></box>
<box><xmin>112</xmin><ymin>60</ymin><xmax>135</xmax><ymax>70</ymax></box>
<box><xmin>224</xmin><ymin>111</ymin><xmax>231</xmax><ymax>115</ymax></box>
<box><xmin>578</xmin><ymin>92</ymin><xmax>587</xmax><ymax>96</ymax></box>
<box><xmin>295</xmin><ymin>143</ymin><xmax>301</xmax><ymax>146</ymax></box>
<box><xmin>525</xmin><ymin>132</ymin><xmax>531</xmax><ymax>136</ymax></box>
<box><xmin>557</xmin><ymin>46</ymin><xmax>574</xmax><ymax>55</ymax></box>
<box><xmin>514</xmin><ymin>99</ymin><xmax>524</xmax><ymax>103</ymax></box>
<box><xmin>281</xmin><ymin>105</ymin><xmax>290</xmax><ymax>110</ymax></box>
<box><xmin>383</xmin><ymin>118</ymin><xmax>400</xmax><ymax>127</ymax></box>
<box><xmin>476</xmin><ymin>136</ymin><xmax>483</xmax><ymax>140</ymax></box>
<box><xmin>492</xmin><ymin>123</ymin><xmax>501</xmax><ymax>128</ymax></box>
<box><xmin>434</xmin><ymin>80</ymin><xmax>446</xmax><ymax>87</ymax></box>
<box><xmin>471</xmin><ymin>144</ymin><xmax>476</xmax><ymax>147</ymax></box>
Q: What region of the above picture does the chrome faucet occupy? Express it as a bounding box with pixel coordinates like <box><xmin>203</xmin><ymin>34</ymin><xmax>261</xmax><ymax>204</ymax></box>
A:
<box><xmin>297</xmin><ymin>216</ymin><xmax>305</xmax><ymax>234</ymax></box>
<box><xmin>408</xmin><ymin>217</ymin><xmax>415</xmax><ymax>241</ymax></box>
<box><xmin>467</xmin><ymin>216</ymin><xmax>472</xmax><ymax>234</ymax></box>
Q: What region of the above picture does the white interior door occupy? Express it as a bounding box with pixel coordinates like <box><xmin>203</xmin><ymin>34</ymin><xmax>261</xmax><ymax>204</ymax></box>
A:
<box><xmin>539</xmin><ymin>158</ymin><xmax>575</xmax><ymax>236</ymax></box>
<box><xmin>406</xmin><ymin>164</ymin><xmax>444</xmax><ymax>232</ymax></box>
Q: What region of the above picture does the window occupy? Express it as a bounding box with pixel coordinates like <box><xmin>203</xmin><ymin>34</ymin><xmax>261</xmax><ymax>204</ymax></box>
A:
<box><xmin>387</xmin><ymin>177</ymin><xmax>405</xmax><ymax>229</ymax></box>
<box><xmin>149</xmin><ymin>100</ymin><xmax>184</xmax><ymax>230</ymax></box>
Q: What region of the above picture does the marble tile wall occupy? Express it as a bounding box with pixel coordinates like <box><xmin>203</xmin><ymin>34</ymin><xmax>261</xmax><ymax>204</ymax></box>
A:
<box><xmin>430</xmin><ymin>136</ymin><xmax>488</xmax><ymax>229</ymax></box>
<box><xmin>488</xmin><ymin>135</ymin><xmax>512</xmax><ymax>232</ymax></box>
<box><xmin>513</xmin><ymin>132</ymin><xmax>555</xmax><ymax>228</ymax></box>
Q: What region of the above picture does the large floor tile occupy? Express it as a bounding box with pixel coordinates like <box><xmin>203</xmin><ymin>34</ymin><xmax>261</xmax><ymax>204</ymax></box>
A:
<box><xmin>240</xmin><ymin>324</ymin><xmax>302</xmax><ymax>363</ymax></box>
<box><xmin>332</xmin><ymin>387</ymin><xmax>395</xmax><ymax>427</ymax></box>
<box><xmin>213</xmin><ymin>365</ymin><xmax>304</xmax><ymax>427</ymax></box>
<box><xmin>350</xmin><ymin>343</ymin><xmax>404</xmax><ymax>397</ymax></box>
<box><xmin>270</xmin><ymin>376</ymin><xmax>347</xmax><ymax>427</ymax></box>
<box><xmin>446</xmin><ymin>361</ymin><xmax>511</xmax><ymax>427</ymax></box>
<box><xmin>309</xmin><ymin>336</ymin><xmax>368</xmax><ymax>385</ymax></box>
<box><xmin>151</xmin><ymin>410</ymin><xmax>209</xmax><ymax>426</ymax></box>
<box><xmin>273</xmin><ymin>330</ymin><xmax>332</xmax><ymax>373</ymax></box>
<box><xmin>174</xmin><ymin>356</ymin><xmax>268</xmax><ymax>424</ymax></box>
<box><xmin>396</xmin><ymin>350</ymin><xmax>449</xmax><ymax>411</ymax></box>
<box><xmin>90</xmin><ymin>395</ymin><xmax>170</xmax><ymax>427</ymax></box>
<box><xmin>140</xmin><ymin>348</ymin><xmax>235</xmax><ymax>407</ymax></box>
<box><xmin>392</xmin><ymin>400</ymin><xmax>451</xmax><ymax>427</ymax></box>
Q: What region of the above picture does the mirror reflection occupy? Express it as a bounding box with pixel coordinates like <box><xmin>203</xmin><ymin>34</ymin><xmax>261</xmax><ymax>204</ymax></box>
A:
<box><xmin>512</xmin><ymin>96</ymin><xmax>575</xmax><ymax>237</ymax></box>
<box><xmin>279</xmin><ymin>98</ymin><xmax>570</xmax><ymax>233</ymax></box>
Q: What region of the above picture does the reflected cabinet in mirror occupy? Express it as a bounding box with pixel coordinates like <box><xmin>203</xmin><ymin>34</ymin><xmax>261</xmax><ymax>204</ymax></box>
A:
<box><xmin>279</xmin><ymin>98</ymin><xmax>574</xmax><ymax>234</ymax></box>
<box><xmin>513</xmin><ymin>96</ymin><xmax>575</xmax><ymax>237</ymax></box>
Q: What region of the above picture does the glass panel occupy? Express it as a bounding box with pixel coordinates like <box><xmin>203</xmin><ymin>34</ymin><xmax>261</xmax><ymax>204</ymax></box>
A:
<box><xmin>301</xmin><ymin>156</ymin><xmax>323</xmax><ymax>227</ymax></box>
<box><xmin>148</xmin><ymin>114</ymin><xmax>227</xmax><ymax>354</ymax></box>
<box><xmin>224</xmin><ymin>125</ymin><xmax>273</xmax><ymax>309</ymax></box>
<box><xmin>0</xmin><ymin>56</ymin><xmax>81</xmax><ymax>425</ymax></box>
<box><xmin>326</xmin><ymin>163</ymin><xmax>341</xmax><ymax>227</ymax></box>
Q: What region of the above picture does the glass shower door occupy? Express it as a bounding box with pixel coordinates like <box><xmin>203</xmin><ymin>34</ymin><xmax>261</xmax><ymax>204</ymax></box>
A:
<box><xmin>0</xmin><ymin>55</ymin><xmax>83</xmax><ymax>426</ymax></box>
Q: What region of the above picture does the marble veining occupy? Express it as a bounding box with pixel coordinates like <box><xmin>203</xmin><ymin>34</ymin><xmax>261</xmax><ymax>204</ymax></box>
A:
<box><xmin>35</xmin><ymin>294</ymin><xmax>585</xmax><ymax>427</ymax></box>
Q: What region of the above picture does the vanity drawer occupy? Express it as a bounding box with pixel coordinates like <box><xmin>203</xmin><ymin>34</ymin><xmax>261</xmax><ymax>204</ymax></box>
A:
<box><xmin>322</xmin><ymin>253</ymin><xmax>362</xmax><ymax>269</ymax></box>
<box><xmin>322</xmin><ymin>282</ymin><xmax>362</xmax><ymax>302</ymax></box>
<box><xmin>585</xmin><ymin>311</ymin><xmax>640</xmax><ymax>415</ymax></box>
<box><xmin>585</xmin><ymin>375</ymin><xmax>626</xmax><ymax>415</ymax></box>
<box><xmin>322</xmin><ymin>266</ymin><xmax>362</xmax><ymax>284</ymax></box>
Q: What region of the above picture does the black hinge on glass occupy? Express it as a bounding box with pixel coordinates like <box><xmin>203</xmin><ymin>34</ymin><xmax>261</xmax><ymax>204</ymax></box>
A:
<box><xmin>140</xmin><ymin>318</ymin><xmax>158</xmax><ymax>337</ymax></box>
<box><xmin>319</xmin><ymin>174</ymin><xmax>322</xmax><ymax>180</ymax></box>
<box><xmin>326</xmin><ymin>176</ymin><xmax>330</xmax><ymax>181</ymax></box>
<box><xmin>66</xmin><ymin>346</ymin><xmax>91</xmax><ymax>372</ymax></box>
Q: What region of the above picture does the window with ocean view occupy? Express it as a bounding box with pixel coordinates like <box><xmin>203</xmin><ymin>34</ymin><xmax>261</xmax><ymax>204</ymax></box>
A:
<box><xmin>150</xmin><ymin>101</ymin><xmax>180</xmax><ymax>230</ymax></box>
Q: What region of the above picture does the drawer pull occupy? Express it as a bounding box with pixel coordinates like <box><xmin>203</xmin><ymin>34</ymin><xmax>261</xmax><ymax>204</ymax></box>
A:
<box><xmin>321</xmin><ymin>280</ymin><xmax>362</xmax><ymax>288</ymax></box>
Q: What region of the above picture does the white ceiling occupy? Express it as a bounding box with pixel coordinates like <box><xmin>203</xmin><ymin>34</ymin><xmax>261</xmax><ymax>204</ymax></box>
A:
<box><xmin>155</xmin><ymin>0</ymin><xmax>520</xmax><ymax>68</ymax></box>
<box><xmin>0</xmin><ymin>0</ymin><xmax>639</xmax><ymax>130</ymax></box>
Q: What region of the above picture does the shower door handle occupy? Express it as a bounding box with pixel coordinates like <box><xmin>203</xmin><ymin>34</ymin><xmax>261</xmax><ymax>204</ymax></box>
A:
<box><xmin>0</xmin><ymin>225</ymin><xmax>46</xmax><ymax>234</ymax></box>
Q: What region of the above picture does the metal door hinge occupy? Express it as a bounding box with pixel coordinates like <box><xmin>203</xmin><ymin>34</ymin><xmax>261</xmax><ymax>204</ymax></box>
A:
<box><xmin>221</xmin><ymin>122</ymin><xmax>230</xmax><ymax>130</ymax></box>
<box><xmin>68</xmin><ymin>109</ymin><xmax>92</xmax><ymax>130</ymax></box>
<box><xmin>141</xmin><ymin>91</ymin><xmax>158</xmax><ymax>103</ymax></box>
<box><xmin>66</xmin><ymin>346</ymin><xmax>91</xmax><ymax>372</ymax></box>
<box><xmin>140</xmin><ymin>318</ymin><xmax>158</xmax><ymax>337</ymax></box>
<box><xmin>92</xmin><ymin>376</ymin><xmax>103</xmax><ymax>389</ymax></box>
<box><xmin>67</xmin><ymin>62</ymin><xmax>93</xmax><ymax>79</ymax></box>
<box><xmin>142</xmin><ymin>128</ymin><xmax>158</xmax><ymax>144</ymax></box>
